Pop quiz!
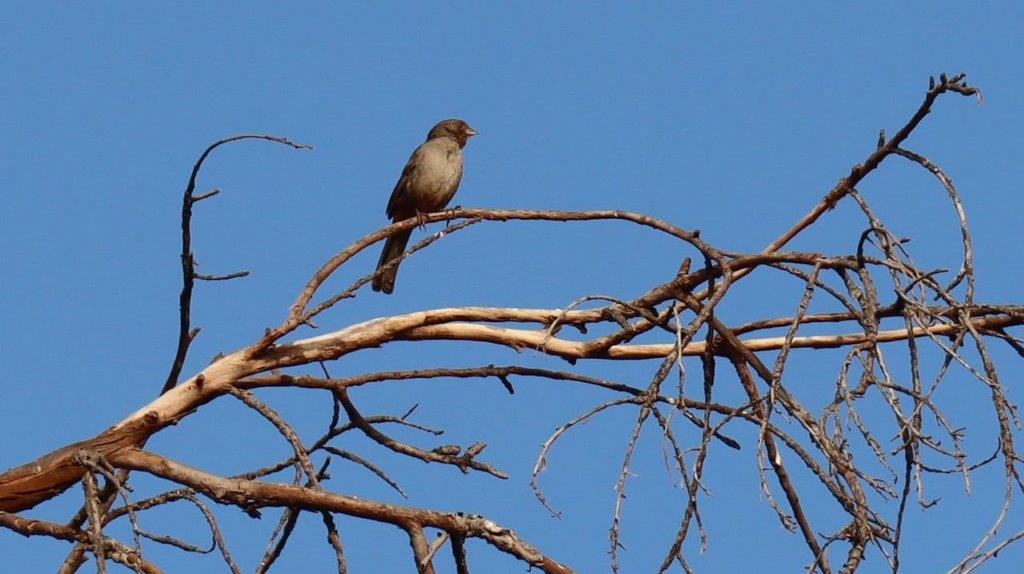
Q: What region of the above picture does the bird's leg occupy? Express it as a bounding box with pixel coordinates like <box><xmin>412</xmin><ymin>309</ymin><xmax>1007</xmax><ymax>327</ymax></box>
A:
<box><xmin>444</xmin><ymin>205</ymin><xmax>462</xmax><ymax>227</ymax></box>
<box><xmin>414</xmin><ymin>210</ymin><xmax>429</xmax><ymax>232</ymax></box>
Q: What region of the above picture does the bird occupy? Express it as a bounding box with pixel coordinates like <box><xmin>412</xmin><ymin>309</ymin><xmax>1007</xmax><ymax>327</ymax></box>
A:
<box><xmin>372</xmin><ymin>118</ymin><xmax>478</xmax><ymax>294</ymax></box>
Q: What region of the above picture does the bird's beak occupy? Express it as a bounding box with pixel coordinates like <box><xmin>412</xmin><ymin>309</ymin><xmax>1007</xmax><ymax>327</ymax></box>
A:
<box><xmin>466</xmin><ymin>127</ymin><xmax>478</xmax><ymax>137</ymax></box>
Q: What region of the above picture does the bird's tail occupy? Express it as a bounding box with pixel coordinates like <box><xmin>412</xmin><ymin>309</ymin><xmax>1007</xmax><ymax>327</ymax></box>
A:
<box><xmin>372</xmin><ymin>228</ymin><xmax>412</xmax><ymax>294</ymax></box>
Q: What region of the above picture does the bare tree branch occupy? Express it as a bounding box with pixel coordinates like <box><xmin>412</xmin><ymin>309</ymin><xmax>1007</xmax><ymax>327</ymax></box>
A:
<box><xmin>109</xmin><ymin>448</ymin><xmax>574</xmax><ymax>573</ymax></box>
<box><xmin>1</xmin><ymin>72</ymin><xmax>1017</xmax><ymax>573</ymax></box>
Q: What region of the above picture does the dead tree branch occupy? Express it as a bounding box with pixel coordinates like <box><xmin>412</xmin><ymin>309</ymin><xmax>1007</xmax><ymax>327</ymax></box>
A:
<box><xmin>1</xmin><ymin>72</ymin><xmax>1018</xmax><ymax>573</ymax></box>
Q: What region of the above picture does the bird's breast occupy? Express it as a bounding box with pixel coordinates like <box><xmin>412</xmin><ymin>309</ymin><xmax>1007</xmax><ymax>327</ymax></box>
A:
<box><xmin>406</xmin><ymin>145</ymin><xmax>463</xmax><ymax>211</ymax></box>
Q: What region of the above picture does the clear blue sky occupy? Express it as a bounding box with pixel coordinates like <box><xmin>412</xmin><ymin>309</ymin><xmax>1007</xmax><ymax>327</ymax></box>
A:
<box><xmin>2</xmin><ymin>3</ymin><xmax>1022</xmax><ymax>572</ymax></box>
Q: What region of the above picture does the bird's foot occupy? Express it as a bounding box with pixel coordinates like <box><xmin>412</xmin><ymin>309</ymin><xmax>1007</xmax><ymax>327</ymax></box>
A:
<box><xmin>444</xmin><ymin>205</ymin><xmax>462</xmax><ymax>226</ymax></box>
<box><xmin>415</xmin><ymin>210</ymin><xmax>429</xmax><ymax>232</ymax></box>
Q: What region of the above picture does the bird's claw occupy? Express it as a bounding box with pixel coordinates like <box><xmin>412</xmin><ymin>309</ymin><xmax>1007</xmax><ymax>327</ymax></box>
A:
<box><xmin>444</xmin><ymin>205</ymin><xmax>462</xmax><ymax>226</ymax></box>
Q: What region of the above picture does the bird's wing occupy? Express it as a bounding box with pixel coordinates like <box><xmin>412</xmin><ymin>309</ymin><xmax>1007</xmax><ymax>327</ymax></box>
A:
<box><xmin>385</xmin><ymin>144</ymin><xmax>428</xmax><ymax>220</ymax></box>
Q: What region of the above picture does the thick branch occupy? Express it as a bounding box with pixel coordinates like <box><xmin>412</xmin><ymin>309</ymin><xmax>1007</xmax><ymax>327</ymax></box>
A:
<box><xmin>109</xmin><ymin>448</ymin><xmax>573</xmax><ymax>574</ymax></box>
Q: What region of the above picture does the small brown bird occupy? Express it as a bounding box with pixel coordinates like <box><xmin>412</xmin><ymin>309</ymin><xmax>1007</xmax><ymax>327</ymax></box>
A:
<box><xmin>372</xmin><ymin>118</ymin><xmax>478</xmax><ymax>294</ymax></box>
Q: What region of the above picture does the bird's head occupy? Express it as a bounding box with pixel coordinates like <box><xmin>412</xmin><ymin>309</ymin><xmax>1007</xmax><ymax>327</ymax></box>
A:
<box><xmin>427</xmin><ymin>119</ymin><xmax>478</xmax><ymax>148</ymax></box>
